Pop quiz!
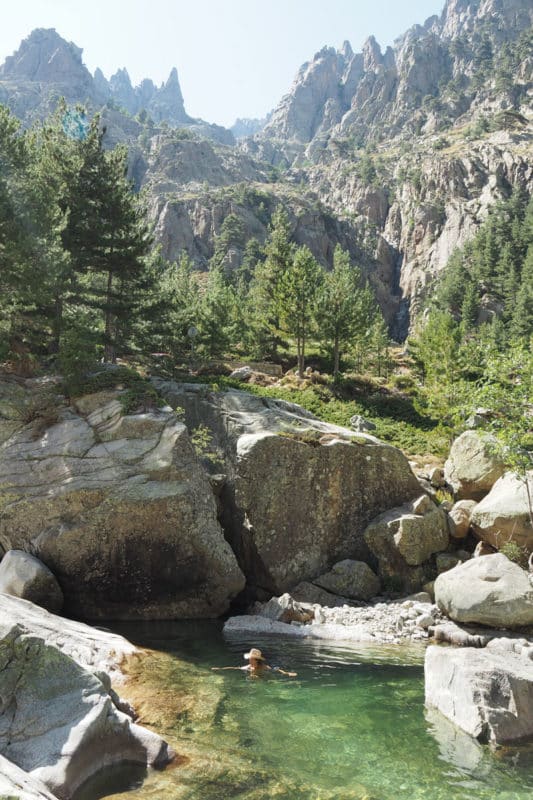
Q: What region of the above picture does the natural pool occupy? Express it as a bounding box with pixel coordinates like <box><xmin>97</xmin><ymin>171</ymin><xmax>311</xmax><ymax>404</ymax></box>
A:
<box><xmin>77</xmin><ymin>621</ymin><xmax>533</xmax><ymax>800</ymax></box>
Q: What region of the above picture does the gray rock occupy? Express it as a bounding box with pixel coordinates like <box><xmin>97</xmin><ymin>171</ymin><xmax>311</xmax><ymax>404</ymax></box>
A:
<box><xmin>154</xmin><ymin>381</ymin><xmax>421</xmax><ymax>596</ymax></box>
<box><xmin>449</xmin><ymin>499</ymin><xmax>477</xmax><ymax>539</ymax></box>
<box><xmin>364</xmin><ymin>496</ymin><xmax>449</xmax><ymax>590</ymax></box>
<box><xmin>425</xmin><ymin>644</ymin><xmax>533</xmax><ymax>744</ymax></box>
<box><xmin>290</xmin><ymin>581</ymin><xmax>350</xmax><ymax>607</ymax></box>
<box><xmin>444</xmin><ymin>431</ymin><xmax>505</xmax><ymax>501</ymax></box>
<box><xmin>473</xmin><ymin>540</ymin><xmax>497</xmax><ymax>557</ymax></box>
<box><xmin>314</xmin><ymin>559</ymin><xmax>380</xmax><ymax>601</ymax></box>
<box><xmin>0</xmin><ymin>599</ymin><xmax>172</xmax><ymax>799</ymax></box>
<box><xmin>435</xmin><ymin>553</ymin><xmax>533</xmax><ymax>628</ymax></box>
<box><xmin>0</xmin><ymin>755</ymin><xmax>59</xmax><ymax>800</ymax></box>
<box><xmin>471</xmin><ymin>471</ymin><xmax>533</xmax><ymax>551</ymax></box>
<box><xmin>229</xmin><ymin>366</ymin><xmax>253</xmax><ymax>382</ymax></box>
<box><xmin>0</xmin><ymin>551</ymin><xmax>63</xmax><ymax>612</ymax></box>
<box><xmin>429</xmin><ymin>467</ymin><xmax>445</xmax><ymax>488</ymax></box>
<box><xmin>349</xmin><ymin>414</ymin><xmax>377</xmax><ymax>432</ymax></box>
<box><xmin>0</xmin><ymin>381</ymin><xmax>244</xmax><ymax>620</ymax></box>
<box><xmin>255</xmin><ymin>593</ymin><xmax>314</xmax><ymax>623</ymax></box>
<box><xmin>436</xmin><ymin>553</ymin><xmax>461</xmax><ymax>574</ymax></box>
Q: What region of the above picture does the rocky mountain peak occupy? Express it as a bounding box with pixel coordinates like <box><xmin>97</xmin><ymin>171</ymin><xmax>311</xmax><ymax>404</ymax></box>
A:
<box><xmin>362</xmin><ymin>35</ymin><xmax>383</xmax><ymax>70</ymax></box>
<box><xmin>0</xmin><ymin>27</ymin><xmax>91</xmax><ymax>87</ymax></box>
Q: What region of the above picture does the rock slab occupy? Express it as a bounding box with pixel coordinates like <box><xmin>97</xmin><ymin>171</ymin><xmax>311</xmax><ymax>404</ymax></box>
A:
<box><xmin>0</xmin><ymin>595</ymin><xmax>172</xmax><ymax>799</ymax></box>
<box><xmin>425</xmin><ymin>644</ymin><xmax>533</xmax><ymax>744</ymax></box>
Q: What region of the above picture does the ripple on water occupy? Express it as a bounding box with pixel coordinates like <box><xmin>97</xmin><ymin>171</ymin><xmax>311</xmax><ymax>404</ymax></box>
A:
<box><xmin>74</xmin><ymin>620</ymin><xmax>533</xmax><ymax>800</ymax></box>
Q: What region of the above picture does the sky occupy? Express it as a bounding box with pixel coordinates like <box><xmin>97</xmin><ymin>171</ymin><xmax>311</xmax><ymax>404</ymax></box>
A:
<box><xmin>1</xmin><ymin>1</ymin><xmax>445</xmax><ymax>127</ymax></box>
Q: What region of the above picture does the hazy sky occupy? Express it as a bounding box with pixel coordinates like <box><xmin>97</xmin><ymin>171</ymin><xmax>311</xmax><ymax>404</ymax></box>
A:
<box><xmin>1</xmin><ymin>1</ymin><xmax>445</xmax><ymax>127</ymax></box>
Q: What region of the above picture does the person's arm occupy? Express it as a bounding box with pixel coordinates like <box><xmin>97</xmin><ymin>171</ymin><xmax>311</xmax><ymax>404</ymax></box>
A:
<box><xmin>273</xmin><ymin>667</ymin><xmax>297</xmax><ymax>677</ymax></box>
<box><xmin>212</xmin><ymin>665</ymin><xmax>248</xmax><ymax>671</ymax></box>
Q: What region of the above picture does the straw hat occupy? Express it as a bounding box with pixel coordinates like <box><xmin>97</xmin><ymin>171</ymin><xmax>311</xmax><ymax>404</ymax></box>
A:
<box><xmin>244</xmin><ymin>647</ymin><xmax>265</xmax><ymax>661</ymax></box>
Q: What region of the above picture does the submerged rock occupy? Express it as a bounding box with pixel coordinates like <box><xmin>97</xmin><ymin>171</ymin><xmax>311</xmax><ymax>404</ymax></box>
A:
<box><xmin>435</xmin><ymin>553</ymin><xmax>533</xmax><ymax>628</ymax></box>
<box><xmin>425</xmin><ymin>643</ymin><xmax>533</xmax><ymax>744</ymax></box>
<box><xmin>0</xmin><ymin>550</ymin><xmax>63</xmax><ymax>612</ymax></box>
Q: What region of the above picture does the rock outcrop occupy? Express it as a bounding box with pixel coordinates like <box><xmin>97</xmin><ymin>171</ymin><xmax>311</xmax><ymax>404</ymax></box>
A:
<box><xmin>471</xmin><ymin>471</ymin><xmax>533</xmax><ymax>551</ymax></box>
<box><xmin>0</xmin><ymin>380</ymin><xmax>244</xmax><ymax>619</ymax></box>
<box><xmin>154</xmin><ymin>381</ymin><xmax>421</xmax><ymax>597</ymax></box>
<box><xmin>0</xmin><ymin>550</ymin><xmax>63</xmax><ymax>612</ymax></box>
<box><xmin>0</xmin><ymin>594</ymin><xmax>173</xmax><ymax>799</ymax></box>
<box><xmin>425</xmin><ymin>640</ymin><xmax>533</xmax><ymax>744</ymax></box>
<box><xmin>444</xmin><ymin>430</ymin><xmax>506</xmax><ymax>500</ymax></box>
<box><xmin>435</xmin><ymin>553</ymin><xmax>533</xmax><ymax>628</ymax></box>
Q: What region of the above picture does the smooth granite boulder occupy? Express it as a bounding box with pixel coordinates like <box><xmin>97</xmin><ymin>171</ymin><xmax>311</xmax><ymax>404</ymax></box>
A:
<box><xmin>435</xmin><ymin>553</ymin><xmax>533</xmax><ymax>628</ymax></box>
<box><xmin>0</xmin><ymin>595</ymin><xmax>173</xmax><ymax>799</ymax></box>
<box><xmin>0</xmin><ymin>550</ymin><xmax>63</xmax><ymax>612</ymax></box>
<box><xmin>444</xmin><ymin>431</ymin><xmax>505</xmax><ymax>501</ymax></box>
<box><xmin>314</xmin><ymin>559</ymin><xmax>381</xmax><ymax>600</ymax></box>
<box><xmin>0</xmin><ymin>380</ymin><xmax>244</xmax><ymax>620</ymax></box>
<box><xmin>425</xmin><ymin>643</ymin><xmax>533</xmax><ymax>744</ymax></box>
<box><xmin>471</xmin><ymin>471</ymin><xmax>533</xmax><ymax>551</ymax></box>
<box><xmin>152</xmin><ymin>381</ymin><xmax>421</xmax><ymax>597</ymax></box>
<box><xmin>0</xmin><ymin>754</ymin><xmax>59</xmax><ymax>800</ymax></box>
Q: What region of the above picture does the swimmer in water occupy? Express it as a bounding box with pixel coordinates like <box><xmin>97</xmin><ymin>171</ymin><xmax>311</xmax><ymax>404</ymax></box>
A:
<box><xmin>212</xmin><ymin>647</ymin><xmax>297</xmax><ymax>677</ymax></box>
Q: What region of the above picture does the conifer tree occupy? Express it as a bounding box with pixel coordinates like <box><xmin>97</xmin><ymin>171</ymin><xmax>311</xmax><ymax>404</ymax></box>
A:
<box><xmin>277</xmin><ymin>245</ymin><xmax>323</xmax><ymax>377</ymax></box>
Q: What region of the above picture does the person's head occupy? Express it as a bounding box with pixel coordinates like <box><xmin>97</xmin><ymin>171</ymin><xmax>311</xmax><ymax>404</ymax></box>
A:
<box><xmin>244</xmin><ymin>647</ymin><xmax>266</xmax><ymax>667</ymax></box>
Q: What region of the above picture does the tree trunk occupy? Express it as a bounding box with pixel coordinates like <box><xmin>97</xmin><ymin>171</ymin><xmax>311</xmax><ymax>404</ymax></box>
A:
<box><xmin>104</xmin><ymin>270</ymin><xmax>116</xmax><ymax>363</ymax></box>
<box><xmin>50</xmin><ymin>294</ymin><xmax>63</xmax><ymax>354</ymax></box>
<box><xmin>333</xmin><ymin>334</ymin><xmax>340</xmax><ymax>381</ymax></box>
<box><xmin>297</xmin><ymin>333</ymin><xmax>303</xmax><ymax>378</ymax></box>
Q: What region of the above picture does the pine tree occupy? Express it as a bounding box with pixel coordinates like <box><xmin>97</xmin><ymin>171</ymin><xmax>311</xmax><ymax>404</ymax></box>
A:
<box><xmin>315</xmin><ymin>245</ymin><xmax>375</xmax><ymax>380</ymax></box>
<box><xmin>247</xmin><ymin>205</ymin><xmax>294</xmax><ymax>359</ymax></box>
<box><xmin>277</xmin><ymin>245</ymin><xmax>323</xmax><ymax>377</ymax></box>
<box><xmin>62</xmin><ymin>117</ymin><xmax>153</xmax><ymax>362</ymax></box>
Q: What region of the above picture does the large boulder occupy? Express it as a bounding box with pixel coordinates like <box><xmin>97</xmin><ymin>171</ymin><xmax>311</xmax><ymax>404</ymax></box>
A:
<box><xmin>0</xmin><ymin>755</ymin><xmax>59</xmax><ymax>800</ymax></box>
<box><xmin>471</xmin><ymin>471</ymin><xmax>533</xmax><ymax>552</ymax></box>
<box><xmin>313</xmin><ymin>559</ymin><xmax>381</xmax><ymax>600</ymax></box>
<box><xmin>0</xmin><ymin>594</ymin><xmax>173</xmax><ymax>799</ymax></box>
<box><xmin>444</xmin><ymin>430</ymin><xmax>505</xmax><ymax>501</ymax></box>
<box><xmin>0</xmin><ymin>381</ymin><xmax>244</xmax><ymax>619</ymax></box>
<box><xmin>153</xmin><ymin>381</ymin><xmax>421</xmax><ymax>596</ymax></box>
<box><xmin>435</xmin><ymin>553</ymin><xmax>533</xmax><ymax>628</ymax></box>
<box><xmin>425</xmin><ymin>642</ymin><xmax>533</xmax><ymax>744</ymax></box>
<box><xmin>0</xmin><ymin>550</ymin><xmax>63</xmax><ymax>612</ymax></box>
<box><xmin>364</xmin><ymin>496</ymin><xmax>449</xmax><ymax>591</ymax></box>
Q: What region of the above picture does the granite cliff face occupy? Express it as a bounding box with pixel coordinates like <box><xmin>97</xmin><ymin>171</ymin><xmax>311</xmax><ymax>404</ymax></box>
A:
<box><xmin>0</xmin><ymin>0</ymin><xmax>532</xmax><ymax>336</ymax></box>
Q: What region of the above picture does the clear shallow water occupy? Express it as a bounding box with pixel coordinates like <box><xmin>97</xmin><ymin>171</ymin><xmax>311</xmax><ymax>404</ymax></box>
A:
<box><xmin>78</xmin><ymin>621</ymin><xmax>533</xmax><ymax>800</ymax></box>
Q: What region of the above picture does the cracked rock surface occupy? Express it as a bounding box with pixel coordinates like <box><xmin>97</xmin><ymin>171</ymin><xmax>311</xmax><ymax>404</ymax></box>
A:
<box><xmin>0</xmin><ymin>380</ymin><xmax>244</xmax><ymax>619</ymax></box>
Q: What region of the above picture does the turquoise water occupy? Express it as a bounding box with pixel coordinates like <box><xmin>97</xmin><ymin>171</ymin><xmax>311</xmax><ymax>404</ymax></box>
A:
<box><xmin>79</xmin><ymin>622</ymin><xmax>533</xmax><ymax>800</ymax></box>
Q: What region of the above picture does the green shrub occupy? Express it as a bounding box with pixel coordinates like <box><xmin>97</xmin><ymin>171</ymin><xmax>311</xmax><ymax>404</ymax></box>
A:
<box><xmin>500</xmin><ymin>541</ymin><xmax>529</xmax><ymax>570</ymax></box>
